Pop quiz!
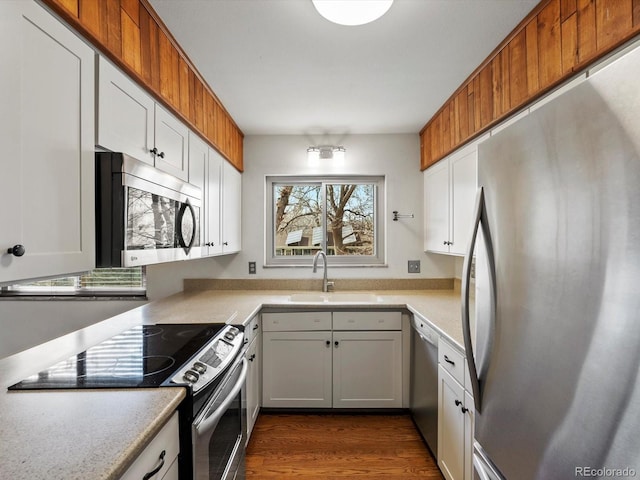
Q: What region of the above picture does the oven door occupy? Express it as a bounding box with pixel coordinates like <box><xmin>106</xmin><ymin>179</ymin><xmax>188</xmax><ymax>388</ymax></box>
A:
<box><xmin>193</xmin><ymin>356</ymin><xmax>248</xmax><ymax>480</ymax></box>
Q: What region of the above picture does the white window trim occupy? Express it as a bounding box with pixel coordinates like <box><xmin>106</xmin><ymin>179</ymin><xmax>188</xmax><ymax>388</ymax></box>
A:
<box><xmin>265</xmin><ymin>175</ymin><xmax>386</xmax><ymax>267</ymax></box>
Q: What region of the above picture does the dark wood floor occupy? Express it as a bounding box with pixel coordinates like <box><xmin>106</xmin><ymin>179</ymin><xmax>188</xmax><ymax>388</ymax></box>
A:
<box><xmin>246</xmin><ymin>414</ymin><xmax>443</xmax><ymax>479</ymax></box>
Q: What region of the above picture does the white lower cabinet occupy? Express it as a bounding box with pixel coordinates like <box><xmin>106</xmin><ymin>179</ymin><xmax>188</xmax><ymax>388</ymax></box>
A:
<box><xmin>262</xmin><ymin>330</ymin><xmax>333</xmax><ymax>408</ymax></box>
<box><xmin>437</xmin><ymin>340</ymin><xmax>474</xmax><ymax>480</ymax></box>
<box><xmin>120</xmin><ymin>412</ymin><xmax>179</xmax><ymax>480</ymax></box>
<box><xmin>333</xmin><ymin>331</ymin><xmax>402</xmax><ymax>408</ymax></box>
<box><xmin>261</xmin><ymin>311</ymin><xmax>403</xmax><ymax>409</ymax></box>
<box><xmin>244</xmin><ymin>315</ymin><xmax>262</xmax><ymax>441</ymax></box>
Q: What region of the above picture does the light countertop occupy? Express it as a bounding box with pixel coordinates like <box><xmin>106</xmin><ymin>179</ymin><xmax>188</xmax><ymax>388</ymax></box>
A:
<box><xmin>0</xmin><ymin>287</ymin><xmax>467</xmax><ymax>480</ymax></box>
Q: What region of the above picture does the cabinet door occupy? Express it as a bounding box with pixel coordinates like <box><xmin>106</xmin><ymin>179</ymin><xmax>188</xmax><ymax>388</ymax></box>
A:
<box><xmin>206</xmin><ymin>149</ymin><xmax>223</xmax><ymax>255</ymax></box>
<box><xmin>463</xmin><ymin>391</ymin><xmax>475</xmax><ymax>480</ymax></box>
<box><xmin>0</xmin><ymin>1</ymin><xmax>95</xmax><ymax>283</ymax></box>
<box><xmin>97</xmin><ymin>57</ymin><xmax>155</xmax><ymax>165</ymax></box>
<box><xmin>154</xmin><ymin>105</ymin><xmax>189</xmax><ymax>181</ymax></box>
<box><xmin>332</xmin><ymin>331</ymin><xmax>402</xmax><ymax>408</ymax></box>
<box><xmin>449</xmin><ymin>148</ymin><xmax>477</xmax><ymax>255</ymax></box>
<box><xmin>188</xmin><ymin>132</ymin><xmax>208</xmax><ymax>251</ymax></box>
<box><xmin>222</xmin><ymin>160</ymin><xmax>242</xmax><ymax>253</ymax></box>
<box><xmin>438</xmin><ymin>366</ymin><xmax>465</xmax><ymax>480</ymax></box>
<box><xmin>245</xmin><ymin>335</ymin><xmax>261</xmax><ymax>441</ymax></box>
<box><xmin>262</xmin><ymin>331</ymin><xmax>332</xmax><ymax>408</ymax></box>
<box><xmin>424</xmin><ymin>160</ymin><xmax>450</xmax><ymax>253</ymax></box>
<box><xmin>120</xmin><ymin>412</ymin><xmax>180</xmax><ymax>480</ymax></box>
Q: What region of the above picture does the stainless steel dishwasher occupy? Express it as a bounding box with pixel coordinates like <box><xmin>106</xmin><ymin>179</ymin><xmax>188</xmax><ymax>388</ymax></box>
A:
<box><xmin>410</xmin><ymin>316</ymin><xmax>439</xmax><ymax>456</ymax></box>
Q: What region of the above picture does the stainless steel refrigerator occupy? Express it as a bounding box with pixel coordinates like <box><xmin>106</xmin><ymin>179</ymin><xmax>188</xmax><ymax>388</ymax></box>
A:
<box><xmin>461</xmin><ymin>43</ymin><xmax>640</xmax><ymax>480</ymax></box>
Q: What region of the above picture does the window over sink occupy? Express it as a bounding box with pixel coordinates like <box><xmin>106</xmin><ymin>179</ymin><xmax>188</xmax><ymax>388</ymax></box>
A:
<box><xmin>266</xmin><ymin>176</ymin><xmax>385</xmax><ymax>266</ymax></box>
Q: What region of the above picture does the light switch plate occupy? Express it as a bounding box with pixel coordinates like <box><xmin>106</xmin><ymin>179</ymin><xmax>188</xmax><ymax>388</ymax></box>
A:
<box><xmin>408</xmin><ymin>260</ymin><xmax>420</xmax><ymax>273</ymax></box>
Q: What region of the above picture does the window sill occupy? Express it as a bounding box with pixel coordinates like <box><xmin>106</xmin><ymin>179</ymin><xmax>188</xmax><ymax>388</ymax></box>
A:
<box><xmin>0</xmin><ymin>293</ymin><xmax>147</xmax><ymax>301</ymax></box>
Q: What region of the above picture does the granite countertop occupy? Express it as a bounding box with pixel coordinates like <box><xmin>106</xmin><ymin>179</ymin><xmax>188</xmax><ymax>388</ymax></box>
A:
<box><xmin>0</xmin><ymin>287</ymin><xmax>467</xmax><ymax>480</ymax></box>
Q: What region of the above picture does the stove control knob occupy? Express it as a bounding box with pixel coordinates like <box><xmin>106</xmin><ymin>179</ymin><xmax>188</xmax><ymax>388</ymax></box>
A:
<box><xmin>183</xmin><ymin>370</ymin><xmax>199</xmax><ymax>384</ymax></box>
<box><xmin>192</xmin><ymin>362</ymin><xmax>207</xmax><ymax>374</ymax></box>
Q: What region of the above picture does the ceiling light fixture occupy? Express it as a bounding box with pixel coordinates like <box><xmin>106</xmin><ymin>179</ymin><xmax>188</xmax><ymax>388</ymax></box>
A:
<box><xmin>307</xmin><ymin>145</ymin><xmax>346</xmax><ymax>161</ymax></box>
<box><xmin>312</xmin><ymin>0</ymin><xmax>394</xmax><ymax>26</ymax></box>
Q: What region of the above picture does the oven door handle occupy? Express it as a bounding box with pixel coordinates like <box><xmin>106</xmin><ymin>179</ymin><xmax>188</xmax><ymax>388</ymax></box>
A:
<box><xmin>195</xmin><ymin>358</ymin><xmax>248</xmax><ymax>437</ymax></box>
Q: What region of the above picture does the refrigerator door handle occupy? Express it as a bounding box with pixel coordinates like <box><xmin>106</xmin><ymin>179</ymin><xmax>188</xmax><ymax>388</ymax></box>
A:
<box><xmin>462</xmin><ymin>187</ymin><xmax>496</xmax><ymax>413</ymax></box>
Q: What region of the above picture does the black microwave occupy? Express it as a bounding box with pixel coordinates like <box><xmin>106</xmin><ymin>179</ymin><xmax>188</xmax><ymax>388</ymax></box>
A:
<box><xmin>95</xmin><ymin>152</ymin><xmax>201</xmax><ymax>267</ymax></box>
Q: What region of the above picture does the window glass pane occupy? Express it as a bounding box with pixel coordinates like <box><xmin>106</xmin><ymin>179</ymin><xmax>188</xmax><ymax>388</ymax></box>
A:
<box><xmin>326</xmin><ymin>184</ymin><xmax>375</xmax><ymax>256</ymax></box>
<box><xmin>2</xmin><ymin>267</ymin><xmax>145</xmax><ymax>295</ymax></box>
<box><xmin>274</xmin><ymin>184</ymin><xmax>322</xmax><ymax>256</ymax></box>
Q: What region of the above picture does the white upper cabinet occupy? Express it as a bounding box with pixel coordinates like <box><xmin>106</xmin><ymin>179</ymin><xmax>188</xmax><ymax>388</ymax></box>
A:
<box><xmin>424</xmin><ymin>142</ymin><xmax>478</xmax><ymax>256</ymax></box>
<box><xmin>188</xmin><ymin>133</ymin><xmax>241</xmax><ymax>257</ymax></box>
<box><xmin>97</xmin><ymin>57</ymin><xmax>188</xmax><ymax>181</ymax></box>
<box><xmin>205</xmin><ymin>149</ymin><xmax>223</xmax><ymax>256</ymax></box>
<box><xmin>0</xmin><ymin>1</ymin><xmax>95</xmax><ymax>283</ymax></box>
<box><xmin>222</xmin><ymin>161</ymin><xmax>242</xmax><ymax>254</ymax></box>
<box><xmin>154</xmin><ymin>104</ymin><xmax>189</xmax><ymax>181</ymax></box>
<box><xmin>97</xmin><ymin>56</ymin><xmax>155</xmax><ymax>165</ymax></box>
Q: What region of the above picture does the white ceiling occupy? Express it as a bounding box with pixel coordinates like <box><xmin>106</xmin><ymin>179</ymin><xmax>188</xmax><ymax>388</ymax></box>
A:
<box><xmin>148</xmin><ymin>0</ymin><xmax>539</xmax><ymax>136</ymax></box>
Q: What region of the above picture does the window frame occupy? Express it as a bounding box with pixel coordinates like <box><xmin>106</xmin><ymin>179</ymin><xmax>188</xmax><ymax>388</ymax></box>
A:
<box><xmin>265</xmin><ymin>175</ymin><xmax>386</xmax><ymax>267</ymax></box>
<box><xmin>0</xmin><ymin>267</ymin><xmax>147</xmax><ymax>299</ymax></box>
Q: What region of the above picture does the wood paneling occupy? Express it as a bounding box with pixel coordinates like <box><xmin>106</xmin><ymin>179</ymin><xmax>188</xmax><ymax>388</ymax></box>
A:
<box><xmin>509</xmin><ymin>30</ymin><xmax>528</xmax><ymax>106</ymax></box>
<box><xmin>525</xmin><ymin>17</ymin><xmax>541</xmax><ymax>96</ymax></box>
<box><xmin>561</xmin><ymin>12</ymin><xmax>578</xmax><ymax>73</ymax></box>
<box><xmin>596</xmin><ymin>0</ymin><xmax>632</xmax><ymax>50</ymax></box>
<box><xmin>577</xmin><ymin>0</ymin><xmax>597</xmax><ymax>62</ymax></box>
<box><xmin>537</xmin><ymin>0</ymin><xmax>562</xmax><ymax>86</ymax></box>
<box><xmin>246</xmin><ymin>414</ymin><xmax>443</xmax><ymax>479</ymax></box>
<box><xmin>121</xmin><ymin>9</ymin><xmax>141</xmax><ymax>74</ymax></box>
<box><xmin>43</xmin><ymin>0</ymin><xmax>243</xmax><ymax>171</ymax></box>
<box><xmin>420</xmin><ymin>0</ymin><xmax>640</xmax><ymax>170</ymax></box>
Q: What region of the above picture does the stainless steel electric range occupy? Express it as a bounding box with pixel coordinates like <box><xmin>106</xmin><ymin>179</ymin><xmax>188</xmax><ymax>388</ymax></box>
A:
<box><xmin>8</xmin><ymin>323</ymin><xmax>247</xmax><ymax>480</ymax></box>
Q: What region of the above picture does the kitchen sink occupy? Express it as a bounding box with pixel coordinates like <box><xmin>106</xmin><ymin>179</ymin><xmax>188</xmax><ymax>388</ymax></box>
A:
<box><xmin>287</xmin><ymin>292</ymin><xmax>384</xmax><ymax>304</ymax></box>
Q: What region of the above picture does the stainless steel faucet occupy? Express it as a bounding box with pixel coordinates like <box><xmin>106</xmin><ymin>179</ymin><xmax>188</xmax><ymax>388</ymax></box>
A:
<box><xmin>312</xmin><ymin>250</ymin><xmax>334</xmax><ymax>292</ymax></box>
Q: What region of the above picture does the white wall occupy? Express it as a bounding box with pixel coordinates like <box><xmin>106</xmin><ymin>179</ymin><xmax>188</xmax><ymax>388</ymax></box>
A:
<box><xmin>0</xmin><ymin>299</ymin><xmax>146</xmax><ymax>359</ymax></box>
<box><xmin>146</xmin><ymin>133</ymin><xmax>454</xmax><ymax>299</ymax></box>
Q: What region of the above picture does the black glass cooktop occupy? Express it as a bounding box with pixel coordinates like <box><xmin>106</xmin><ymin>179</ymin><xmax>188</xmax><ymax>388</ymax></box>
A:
<box><xmin>8</xmin><ymin>324</ymin><xmax>225</xmax><ymax>390</ymax></box>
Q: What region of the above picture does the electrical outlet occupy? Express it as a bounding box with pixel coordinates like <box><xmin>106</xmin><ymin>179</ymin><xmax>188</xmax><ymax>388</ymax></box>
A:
<box><xmin>408</xmin><ymin>260</ymin><xmax>420</xmax><ymax>273</ymax></box>
<box><xmin>248</xmin><ymin>261</ymin><xmax>256</xmax><ymax>274</ymax></box>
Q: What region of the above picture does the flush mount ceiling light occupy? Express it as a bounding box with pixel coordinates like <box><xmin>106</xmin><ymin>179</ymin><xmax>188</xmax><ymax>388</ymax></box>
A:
<box><xmin>312</xmin><ymin>0</ymin><xmax>394</xmax><ymax>26</ymax></box>
<box><xmin>307</xmin><ymin>145</ymin><xmax>346</xmax><ymax>161</ymax></box>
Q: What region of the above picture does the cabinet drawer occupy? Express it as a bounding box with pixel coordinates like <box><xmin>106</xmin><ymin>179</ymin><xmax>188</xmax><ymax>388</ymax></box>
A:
<box><xmin>120</xmin><ymin>411</ymin><xmax>179</xmax><ymax>480</ymax></box>
<box><xmin>262</xmin><ymin>312</ymin><xmax>332</xmax><ymax>331</ymax></box>
<box><xmin>439</xmin><ymin>339</ymin><xmax>465</xmax><ymax>385</ymax></box>
<box><xmin>245</xmin><ymin>315</ymin><xmax>260</xmax><ymax>344</ymax></box>
<box><xmin>333</xmin><ymin>311</ymin><xmax>402</xmax><ymax>331</ymax></box>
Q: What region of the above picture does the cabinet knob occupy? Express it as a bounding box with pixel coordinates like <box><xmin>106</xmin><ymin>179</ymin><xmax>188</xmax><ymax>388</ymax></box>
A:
<box><xmin>7</xmin><ymin>245</ymin><xmax>25</xmax><ymax>257</ymax></box>
<box><xmin>223</xmin><ymin>242</ymin><xmax>228</xmax><ymax>246</ymax></box>
<box><xmin>334</xmin><ymin>340</ymin><xmax>339</xmax><ymax>347</ymax></box>
<box><xmin>158</xmin><ymin>151</ymin><xmax>165</xmax><ymax>158</ymax></box>
<box><xmin>150</xmin><ymin>147</ymin><xmax>158</xmax><ymax>155</ymax></box>
<box><xmin>326</xmin><ymin>340</ymin><xmax>331</xmax><ymax>347</ymax></box>
<box><xmin>461</xmin><ymin>406</ymin><xmax>469</xmax><ymax>414</ymax></box>
<box><xmin>455</xmin><ymin>399</ymin><xmax>462</xmax><ymax>407</ymax></box>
